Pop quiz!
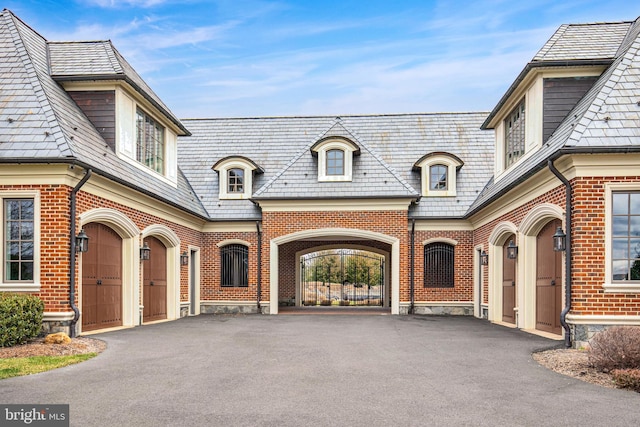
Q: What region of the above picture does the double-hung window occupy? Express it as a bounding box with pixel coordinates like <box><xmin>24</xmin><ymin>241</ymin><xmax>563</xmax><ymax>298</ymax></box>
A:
<box><xmin>136</xmin><ymin>109</ymin><xmax>165</xmax><ymax>174</ymax></box>
<box><xmin>4</xmin><ymin>198</ymin><xmax>35</xmax><ymax>283</ymax></box>
<box><xmin>429</xmin><ymin>164</ymin><xmax>448</xmax><ymax>190</ymax></box>
<box><xmin>326</xmin><ymin>149</ymin><xmax>345</xmax><ymax>176</ymax></box>
<box><xmin>228</xmin><ymin>168</ymin><xmax>244</xmax><ymax>193</ymax></box>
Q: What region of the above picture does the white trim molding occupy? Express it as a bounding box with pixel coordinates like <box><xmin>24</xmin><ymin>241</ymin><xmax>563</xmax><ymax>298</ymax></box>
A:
<box><xmin>216</xmin><ymin>239</ymin><xmax>251</xmax><ymax>248</ymax></box>
<box><xmin>422</xmin><ymin>237</ymin><xmax>458</xmax><ymax>246</ymax></box>
<box><xmin>566</xmin><ymin>314</ymin><xmax>640</xmax><ymax>325</ymax></box>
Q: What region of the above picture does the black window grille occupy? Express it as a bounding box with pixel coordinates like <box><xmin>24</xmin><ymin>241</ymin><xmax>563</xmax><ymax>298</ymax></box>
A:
<box><xmin>611</xmin><ymin>191</ymin><xmax>640</xmax><ymax>281</ymax></box>
<box><xmin>424</xmin><ymin>242</ymin><xmax>454</xmax><ymax>288</ymax></box>
<box><xmin>221</xmin><ymin>244</ymin><xmax>248</xmax><ymax>287</ymax></box>
<box><xmin>326</xmin><ymin>149</ymin><xmax>345</xmax><ymax>175</ymax></box>
<box><xmin>429</xmin><ymin>164</ymin><xmax>448</xmax><ymax>190</ymax></box>
<box><xmin>505</xmin><ymin>99</ymin><xmax>525</xmax><ymax>168</ymax></box>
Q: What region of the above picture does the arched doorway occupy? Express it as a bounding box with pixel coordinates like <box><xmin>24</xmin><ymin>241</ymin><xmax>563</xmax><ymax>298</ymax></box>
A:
<box><xmin>502</xmin><ymin>233</ymin><xmax>516</xmax><ymax>324</ymax></box>
<box><xmin>82</xmin><ymin>222</ymin><xmax>123</xmax><ymax>331</ymax></box>
<box><xmin>536</xmin><ymin>219</ymin><xmax>562</xmax><ymax>334</ymax></box>
<box><xmin>143</xmin><ymin>236</ymin><xmax>167</xmax><ymax>322</ymax></box>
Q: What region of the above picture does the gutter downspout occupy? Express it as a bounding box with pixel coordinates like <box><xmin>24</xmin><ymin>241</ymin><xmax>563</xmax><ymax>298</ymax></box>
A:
<box><xmin>548</xmin><ymin>160</ymin><xmax>572</xmax><ymax>348</ymax></box>
<box><xmin>69</xmin><ymin>169</ymin><xmax>92</xmax><ymax>338</ymax></box>
<box><xmin>256</xmin><ymin>221</ymin><xmax>262</xmax><ymax>314</ymax></box>
<box><xmin>410</xmin><ymin>219</ymin><xmax>415</xmax><ymax>315</ymax></box>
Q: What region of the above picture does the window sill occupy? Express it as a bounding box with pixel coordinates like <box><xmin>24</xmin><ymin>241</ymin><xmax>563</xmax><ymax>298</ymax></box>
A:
<box><xmin>602</xmin><ymin>283</ymin><xmax>640</xmax><ymax>293</ymax></box>
<box><xmin>0</xmin><ymin>283</ymin><xmax>40</xmax><ymax>292</ymax></box>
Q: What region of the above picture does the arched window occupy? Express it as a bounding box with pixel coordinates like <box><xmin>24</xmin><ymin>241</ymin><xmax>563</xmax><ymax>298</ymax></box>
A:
<box><xmin>429</xmin><ymin>164</ymin><xmax>448</xmax><ymax>190</ymax></box>
<box><xmin>220</xmin><ymin>244</ymin><xmax>248</xmax><ymax>287</ymax></box>
<box><xmin>424</xmin><ymin>242</ymin><xmax>454</xmax><ymax>288</ymax></box>
<box><xmin>326</xmin><ymin>149</ymin><xmax>345</xmax><ymax>176</ymax></box>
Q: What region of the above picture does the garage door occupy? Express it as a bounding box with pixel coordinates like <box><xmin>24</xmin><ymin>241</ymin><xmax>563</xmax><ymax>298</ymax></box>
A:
<box><xmin>82</xmin><ymin>222</ymin><xmax>123</xmax><ymax>331</ymax></box>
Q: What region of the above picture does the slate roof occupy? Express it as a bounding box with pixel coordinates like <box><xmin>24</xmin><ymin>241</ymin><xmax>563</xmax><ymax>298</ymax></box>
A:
<box><xmin>0</xmin><ymin>10</ymin><xmax>207</xmax><ymax>219</ymax></box>
<box><xmin>468</xmin><ymin>17</ymin><xmax>640</xmax><ymax>215</ymax></box>
<box><xmin>179</xmin><ymin>113</ymin><xmax>494</xmax><ymax>220</ymax></box>
<box><xmin>48</xmin><ymin>41</ymin><xmax>189</xmax><ymax>135</ymax></box>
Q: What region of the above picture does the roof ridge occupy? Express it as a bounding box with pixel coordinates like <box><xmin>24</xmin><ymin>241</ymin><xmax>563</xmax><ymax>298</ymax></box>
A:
<box><xmin>102</xmin><ymin>40</ymin><xmax>124</xmax><ymax>74</ymax></box>
<box><xmin>5</xmin><ymin>11</ymin><xmax>75</xmax><ymax>158</ymax></box>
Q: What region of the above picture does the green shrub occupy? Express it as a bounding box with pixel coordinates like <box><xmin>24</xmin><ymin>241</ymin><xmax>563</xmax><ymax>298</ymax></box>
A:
<box><xmin>0</xmin><ymin>293</ymin><xmax>44</xmax><ymax>347</ymax></box>
<box><xmin>611</xmin><ymin>369</ymin><xmax>640</xmax><ymax>392</ymax></box>
<box><xmin>588</xmin><ymin>326</ymin><xmax>640</xmax><ymax>372</ymax></box>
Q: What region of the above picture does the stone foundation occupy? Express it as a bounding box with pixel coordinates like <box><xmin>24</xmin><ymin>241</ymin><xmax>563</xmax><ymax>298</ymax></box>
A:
<box><xmin>200</xmin><ymin>303</ymin><xmax>260</xmax><ymax>315</ymax></box>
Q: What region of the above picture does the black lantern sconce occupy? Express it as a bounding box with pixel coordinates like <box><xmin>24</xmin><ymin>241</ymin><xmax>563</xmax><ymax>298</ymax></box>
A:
<box><xmin>506</xmin><ymin>240</ymin><xmax>518</xmax><ymax>259</ymax></box>
<box><xmin>480</xmin><ymin>250</ymin><xmax>489</xmax><ymax>266</ymax></box>
<box><xmin>140</xmin><ymin>241</ymin><xmax>151</xmax><ymax>261</ymax></box>
<box><xmin>75</xmin><ymin>229</ymin><xmax>89</xmax><ymax>253</ymax></box>
<box><xmin>180</xmin><ymin>251</ymin><xmax>189</xmax><ymax>266</ymax></box>
<box><xmin>553</xmin><ymin>227</ymin><xmax>566</xmax><ymax>252</ymax></box>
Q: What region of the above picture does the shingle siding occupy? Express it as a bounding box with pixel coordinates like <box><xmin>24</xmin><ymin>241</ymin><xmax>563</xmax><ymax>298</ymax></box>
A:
<box><xmin>68</xmin><ymin>91</ymin><xmax>116</xmax><ymax>151</ymax></box>
<box><xmin>543</xmin><ymin>76</ymin><xmax>598</xmax><ymax>143</ymax></box>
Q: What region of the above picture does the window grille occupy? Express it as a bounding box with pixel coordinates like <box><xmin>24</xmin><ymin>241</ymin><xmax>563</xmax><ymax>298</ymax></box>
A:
<box><xmin>611</xmin><ymin>192</ymin><xmax>640</xmax><ymax>281</ymax></box>
<box><xmin>505</xmin><ymin>100</ymin><xmax>525</xmax><ymax>168</ymax></box>
<box><xmin>429</xmin><ymin>164</ymin><xmax>448</xmax><ymax>190</ymax></box>
<box><xmin>4</xmin><ymin>199</ymin><xmax>34</xmax><ymax>282</ymax></box>
<box><xmin>326</xmin><ymin>149</ymin><xmax>345</xmax><ymax>175</ymax></box>
<box><xmin>136</xmin><ymin>109</ymin><xmax>165</xmax><ymax>174</ymax></box>
<box><xmin>424</xmin><ymin>242</ymin><xmax>454</xmax><ymax>288</ymax></box>
<box><xmin>221</xmin><ymin>244</ymin><xmax>248</xmax><ymax>287</ymax></box>
<box><xmin>228</xmin><ymin>168</ymin><xmax>244</xmax><ymax>193</ymax></box>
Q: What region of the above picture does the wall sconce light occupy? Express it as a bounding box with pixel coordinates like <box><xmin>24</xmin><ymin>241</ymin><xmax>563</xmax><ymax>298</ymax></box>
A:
<box><xmin>75</xmin><ymin>229</ymin><xmax>89</xmax><ymax>253</ymax></box>
<box><xmin>553</xmin><ymin>227</ymin><xmax>566</xmax><ymax>252</ymax></box>
<box><xmin>506</xmin><ymin>240</ymin><xmax>518</xmax><ymax>259</ymax></box>
<box><xmin>140</xmin><ymin>241</ymin><xmax>151</xmax><ymax>261</ymax></box>
<box><xmin>480</xmin><ymin>250</ymin><xmax>489</xmax><ymax>266</ymax></box>
<box><xmin>180</xmin><ymin>251</ymin><xmax>189</xmax><ymax>266</ymax></box>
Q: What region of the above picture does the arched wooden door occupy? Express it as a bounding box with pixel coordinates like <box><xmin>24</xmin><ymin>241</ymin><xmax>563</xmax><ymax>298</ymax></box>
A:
<box><xmin>536</xmin><ymin>219</ymin><xmax>563</xmax><ymax>334</ymax></box>
<box><xmin>82</xmin><ymin>222</ymin><xmax>123</xmax><ymax>331</ymax></box>
<box><xmin>143</xmin><ymin>236</ymin><xmax>167</xmax><ymax>322</ymax></box>
<box><xmin>502</xmin><ymin>234</ymin><xmax>516</xmax><ymax>324</ymax></box>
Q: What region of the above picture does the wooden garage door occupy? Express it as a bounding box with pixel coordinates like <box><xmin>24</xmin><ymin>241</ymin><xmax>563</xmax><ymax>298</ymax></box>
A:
<box><xmin>536</xmin><ymin>219</ymin><xmax>562</xmax><ymax>334</ymax></box>
<box><xmin>143</xmin><ymin>236</ymin><xmax>167</xmax><ymax>322</ymax></box>
<box><xmin>82</xmin><ymin>223</ymin><xmax>123</xmax><ymax>331</ymax></box>
<box><xmin>502</xmin><ymin>234</ymin><xmax>516</xmax><ymax>324</ymax></box>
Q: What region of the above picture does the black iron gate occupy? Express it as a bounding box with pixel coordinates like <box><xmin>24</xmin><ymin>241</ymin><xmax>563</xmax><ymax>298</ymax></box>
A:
<box><xmin>301</xmin><ymin>250</ymin><xmax>384</xmax><ymax>306</ymax></box>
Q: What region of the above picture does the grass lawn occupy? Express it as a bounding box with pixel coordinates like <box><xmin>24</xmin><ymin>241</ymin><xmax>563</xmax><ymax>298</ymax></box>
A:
<box><xmin>0</xmin><ymin>353</ymin><xmax>97</xmax><ymax>379</ymax></box>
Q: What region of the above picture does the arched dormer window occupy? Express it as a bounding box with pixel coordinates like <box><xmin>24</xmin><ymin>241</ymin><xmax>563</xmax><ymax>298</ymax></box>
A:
<box><xmin>212</xmin><ymin>156</ymin><xmax>264</xmax><ymax>200</ymax></box>
<box><xmin>311</xmin><ymin>137</ymin><xmax>360</xmax><ymax>182</ymax></box>
<box><xmin>413</xmin><ymin>152</ymin><xmax>464</xmax><ymax>197</ymax></box>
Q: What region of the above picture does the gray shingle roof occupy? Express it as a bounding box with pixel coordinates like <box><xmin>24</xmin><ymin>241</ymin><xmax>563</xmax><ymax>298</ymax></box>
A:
<box><xmin>0</xmin><ymin>9</ymin><xmax>207</xmax><ymax>219</ymax></box>
<box><xmin>469</xmin><ymin>17</ymin><xmax>640</xmax><ymax>216</ymax></box>
<box><xmin>179</xmin><ymin>113</ymin><xmax>494</xmax><ymax>220</ymax></box>
<box><xmin>48</xmin><ymin>41</ymin><xmax>189</xmax><ymax>135</ymax></box>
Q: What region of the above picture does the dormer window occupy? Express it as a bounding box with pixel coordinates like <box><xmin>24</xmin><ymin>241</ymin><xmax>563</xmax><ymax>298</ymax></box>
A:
<box><xmin>414</xmin><ymin>152</ymin><xmax>463</xmax><ymax>197</ymax></box>
<box><xmin>311</xmin><ymin>137</ymin><xmax>360</xmax><ymax>182</ymax></box>
<box><xmin>213</xmin><ymin>156</ymin><xmax>264</xmax><ymax>200</ymax></box>
<box><xmin>136</xmin><ymin>109</ymin><xmax>165</xmax><ymax>174</ymax></box>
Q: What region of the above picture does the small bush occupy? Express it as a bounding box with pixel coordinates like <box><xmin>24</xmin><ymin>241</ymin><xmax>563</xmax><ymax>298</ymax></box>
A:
<box><xmin>0</xmin><ymin>293</ymin><xmax>44</xmax><ymax>347</ymax></box>
<box><xmin>587</xmin><ymin>326</ymin><xmax>640</xmax><ymax>372</ymax></box>
<box><xmin>611</xmin><ymin>369</ymin><xmax>640</xmax><ymax>392</ymax></box>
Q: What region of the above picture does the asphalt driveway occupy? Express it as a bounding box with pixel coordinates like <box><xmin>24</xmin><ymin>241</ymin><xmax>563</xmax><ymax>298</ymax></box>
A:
<box><xmin>1</xmin><ymin>315</ymin><xmax>638</xmax><ymax>426</ymax></box>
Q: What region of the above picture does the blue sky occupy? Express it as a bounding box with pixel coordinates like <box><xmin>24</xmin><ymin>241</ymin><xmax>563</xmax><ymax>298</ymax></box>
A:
<box><xmin>6</xmin><ymin>1</ymin><xmax>640</xmax><ymax>118</ymax></box>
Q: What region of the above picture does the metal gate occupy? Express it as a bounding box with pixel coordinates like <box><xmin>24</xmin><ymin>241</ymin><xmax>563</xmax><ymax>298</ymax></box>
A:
<box><xmin>301</xmin><ymin>250</ymin><xmax>384</xmax><ymax>306</ymax></box>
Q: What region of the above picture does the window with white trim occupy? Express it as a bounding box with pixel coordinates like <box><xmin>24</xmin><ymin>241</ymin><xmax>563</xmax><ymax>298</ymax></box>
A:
<box><xmin>312</xmin><ymin>138</ymin><xmax>359</xmax><ymax>182</ymax></box>
<box><xmin>220</xmin><ymin>244</ymin><xmax>248</xmax><ymax>287</ymax></box>
<box><xmin>213</xmin><ymin>157</ymin><xmax>261</xmax><ymax>200</ymax></box>
<box><xmin>424</xmin><ymin>242</ymin><xmax>454</xmax><ymax>288</ymax></box>
<box><xmin>1</xmin><ymin>191</ymin><xmax>39</xmax><ymax>290</ymax></box>
<box><xmin>611</xmin><ymin>191</ymin><xmax>640</xmax><ymax>282</ymax></box>
<box><xmin>414</xmin><ymin>153</ymin><xmax>463</xmax><ymax>197</ymax></box>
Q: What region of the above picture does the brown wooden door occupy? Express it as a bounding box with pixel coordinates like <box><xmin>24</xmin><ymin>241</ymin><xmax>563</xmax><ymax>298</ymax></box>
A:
<box><xmin>536</xmin><ymin>219</ymin><xmax>563</xmax><ymax>334</ymax></box>
<box><xmin>143</xmin><ymin>236</ymin><xmax>167</xmax><ymax>322</ymax></box>
<box><xmin>502</xmin><ymin>234</ymin><xmax>516</xmax><ymax>324</ymax></box>
<box><xmin>82</xmin><ymin>223</ymin><xmax>123</xmax><ymax>331</ymax></box>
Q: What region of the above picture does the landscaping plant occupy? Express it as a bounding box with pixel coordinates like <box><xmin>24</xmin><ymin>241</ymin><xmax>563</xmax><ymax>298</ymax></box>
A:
<box><xmin>587</xmin><ymin>326</ymin><xmax>640</xmax><ymax>372</ymax></box>
<box><xmin>0</xmin><ymin>293</ymin><xmax>44</xmax><ymax>347</ymax></box>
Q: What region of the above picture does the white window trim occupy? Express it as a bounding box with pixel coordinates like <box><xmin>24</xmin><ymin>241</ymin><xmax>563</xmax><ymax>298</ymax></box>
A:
<box><xmin>416</xmin><ymin>154</ymin><xmax>462</xmax><ymax>197</ymax></box>
<box><xmin>0</xmin><ymin>190</ymin><xmax>40</xmax><ymax>291</ymax></box>
<box><xmin>213</xmin><ymin>158</ymin><xmax>256</xmax><ymax>200</ymax></box>
<box><xmin>603</xmin><ymin>182</ymin><xmax>640</xmax><ymax>293</ymax></box>
<box><xmin>315</xmin><ymin>140</ymin><xmax>356</xmax><ymax>182</ymax></box>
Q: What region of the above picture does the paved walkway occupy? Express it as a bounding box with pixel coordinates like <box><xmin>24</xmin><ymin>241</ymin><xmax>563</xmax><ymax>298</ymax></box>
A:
<box><xmin>1</xmin><ymin>315</ymin><xmax>638</xmax><ymax>426</ymax></box>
